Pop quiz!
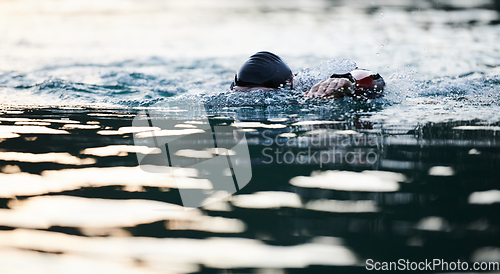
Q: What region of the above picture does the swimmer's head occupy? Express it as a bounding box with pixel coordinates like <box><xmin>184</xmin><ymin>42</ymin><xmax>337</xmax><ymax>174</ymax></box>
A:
<box><xmin>230</xmin><ymin>51</ymin><xmax>293</xmax><ymax>90</ymax></box>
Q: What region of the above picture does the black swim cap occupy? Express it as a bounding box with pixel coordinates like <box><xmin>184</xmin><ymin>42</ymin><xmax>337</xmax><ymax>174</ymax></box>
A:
<box><xmin>231</xmin><ymin>51</ymin><xmax>293</xmax><ymax>89</ymax></box>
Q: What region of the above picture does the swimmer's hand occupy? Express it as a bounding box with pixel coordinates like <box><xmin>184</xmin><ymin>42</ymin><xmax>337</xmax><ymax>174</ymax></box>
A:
<box><xmin>305</xmin><ymin>78</ymin><xmax>353</xmax><ymax>99</ymax></box>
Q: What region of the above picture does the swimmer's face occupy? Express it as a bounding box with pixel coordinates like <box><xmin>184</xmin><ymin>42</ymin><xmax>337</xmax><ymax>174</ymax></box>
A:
<box><xmin>233</xmin><ymin>86</ymin><xmax>274</xmax><ymax>92</ymax></box>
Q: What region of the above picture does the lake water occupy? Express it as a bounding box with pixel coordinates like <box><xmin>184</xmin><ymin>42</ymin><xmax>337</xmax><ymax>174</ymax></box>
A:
<box><xmin>1</xmin><ymin>0</ymin><xmax>500</xmax><ymax>273</ymax></box>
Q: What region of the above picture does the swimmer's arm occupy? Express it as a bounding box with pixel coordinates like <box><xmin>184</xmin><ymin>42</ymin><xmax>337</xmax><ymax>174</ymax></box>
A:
<box><xmin>305</xmin><ymin>78</ymin><xmax>353</xmax><ymax>98</ymax></box>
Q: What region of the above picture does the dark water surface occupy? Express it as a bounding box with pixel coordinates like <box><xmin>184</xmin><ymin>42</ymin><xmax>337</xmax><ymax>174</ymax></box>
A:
<box><xmin>0</xmin><ymin>106</ymin><xmax>499</xmax><ymax>273</ymax></box>
<box><xmin>1</xmin><ymin>0</ymin><xmax>500</xmax><ymax>273</ymax></box>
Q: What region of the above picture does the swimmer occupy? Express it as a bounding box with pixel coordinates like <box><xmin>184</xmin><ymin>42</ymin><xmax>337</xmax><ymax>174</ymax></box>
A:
<box><xmin>230</xmin><ymin>51</ymin><xmax>385</xmax><ymax>99</ymax></box>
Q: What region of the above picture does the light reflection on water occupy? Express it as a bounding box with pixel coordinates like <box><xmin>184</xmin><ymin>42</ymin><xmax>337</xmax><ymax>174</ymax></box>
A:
<box><xmin>0</xmin><ymin>107</ymin><xmax>498</xmax><ymax>273</ymax></box>
<box><xmin>0</xmin><ymin>229</ymin><xmax>358</xmax><ymax>273</ymax></box>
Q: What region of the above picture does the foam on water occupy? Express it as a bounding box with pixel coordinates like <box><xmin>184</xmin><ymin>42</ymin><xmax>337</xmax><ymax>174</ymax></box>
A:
<box><xmin>2</xmin><ymin>54</ymin><xmax>499</xmax><ymax>126</ymax></box>
<box><xmin>1</xmin><ymin>71</ymin><xmax>500</xmax><ymax>128</ymax></box>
